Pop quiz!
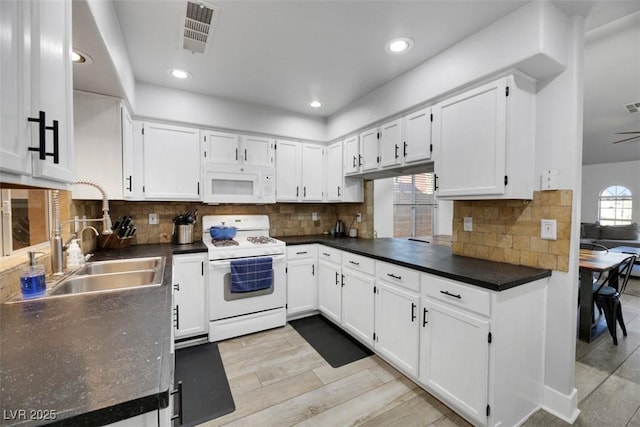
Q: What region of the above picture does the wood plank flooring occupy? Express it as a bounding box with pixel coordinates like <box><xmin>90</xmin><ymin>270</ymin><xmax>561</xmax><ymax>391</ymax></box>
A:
<box><xmin>200</xmin><ymin>278</ymin><xmax>640</xmax><ymax>427</ymax></box>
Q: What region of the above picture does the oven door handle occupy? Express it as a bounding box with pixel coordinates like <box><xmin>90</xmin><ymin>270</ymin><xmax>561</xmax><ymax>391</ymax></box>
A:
<box><xmin>209</xmin><ymin>254</ymin><xmax>286</xmax><ymax>268</ymax></box>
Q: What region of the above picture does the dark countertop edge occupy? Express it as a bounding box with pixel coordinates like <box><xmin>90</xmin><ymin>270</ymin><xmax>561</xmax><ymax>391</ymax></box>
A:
<box><xmin>279</xmin><ymin>235</ymin><xmax>552</xmax><ymax>291</ymax></box>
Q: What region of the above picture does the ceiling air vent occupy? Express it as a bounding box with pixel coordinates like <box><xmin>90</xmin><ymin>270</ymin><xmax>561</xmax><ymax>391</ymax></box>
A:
<box><xmin>624</xmin><ymin>101</ymin><xmax>640</xmax><ymax>114</ymax></box>
<box><xmin>182</xmin><ymin>1</ymin><xmax>217</xmax><ymax>54</ymax></box>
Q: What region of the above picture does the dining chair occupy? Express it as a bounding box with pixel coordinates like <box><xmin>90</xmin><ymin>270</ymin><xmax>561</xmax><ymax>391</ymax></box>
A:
<box><xmin>580</xmin><ymin>242</ymin><xmax>609</xmax><ymax>252</ymax></box>
<box><xmin>592</xmin><ymin>255</ymin><xmax>637</xmax><ymax>345</ymax></box>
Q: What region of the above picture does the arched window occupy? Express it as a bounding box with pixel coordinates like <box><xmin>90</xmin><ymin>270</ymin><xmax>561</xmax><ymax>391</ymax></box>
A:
<box><xmin>598</xmin><ymin>186</ymin><xmax>632</xmax><ymax>225</ymax></box>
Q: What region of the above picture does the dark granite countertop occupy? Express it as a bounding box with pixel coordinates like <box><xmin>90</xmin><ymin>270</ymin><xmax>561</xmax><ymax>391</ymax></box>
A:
<box><xmin>0</xmin><ymin>243</ymin><xmax>206</xmax><ymax>427</ymax></box>
<box><xmin>278</xmin><ymin>235</ymin><xmax>551</xmax><ymax>291</ymax></box>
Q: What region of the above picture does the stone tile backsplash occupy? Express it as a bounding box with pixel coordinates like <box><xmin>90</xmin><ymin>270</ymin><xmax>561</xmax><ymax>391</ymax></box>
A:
<box><xmin>451</xmin><ymin>190</ymin><xmax>572</xmax><ymax>272</ymax></box>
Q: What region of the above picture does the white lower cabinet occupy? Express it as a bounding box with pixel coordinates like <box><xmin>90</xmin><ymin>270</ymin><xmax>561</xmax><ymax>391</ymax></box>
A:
<box><xmin>374</xmin><ymin>282</ymin><xmax>420</xmax><ymax>378</ymax></box>
<box><xmin>172</xmin><ymin>253</ymin><xmax>208</xmax><ymax>340</ymax></box>
<box><xmin>286</xmin><ymin>245</ymin><xmax>318</xmax><ymax>317</ymax></box>
<box><xmin>419</xmin><ymin>297</ymin><xmax>489</xmax><ymax>424</ymax></box>
<box><xmin>341</xmin><ymin>267</ymin><xmax>375</xmax><ymax>346</ymax></box>
<box><xmin>317</xmin><ymin>246</ymin><xmax>342</xmax><ymax>323</ymax></box>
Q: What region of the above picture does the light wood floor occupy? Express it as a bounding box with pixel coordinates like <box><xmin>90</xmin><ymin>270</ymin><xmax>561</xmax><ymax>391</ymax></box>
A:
<box><xmin>201</xmin><ymin>278</ymin><xmax>640</xmax><ymax>427</ymax></box>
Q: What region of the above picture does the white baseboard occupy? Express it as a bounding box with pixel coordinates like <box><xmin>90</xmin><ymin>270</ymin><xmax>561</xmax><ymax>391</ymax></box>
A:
<box><xmin>542</xmin><ymin>385</ymin><xmax>580</xmax><ymax>424</ymax></box>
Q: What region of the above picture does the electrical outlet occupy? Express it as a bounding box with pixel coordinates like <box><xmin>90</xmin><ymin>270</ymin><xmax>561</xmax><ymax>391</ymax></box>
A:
<box><xmin>312</xmin><ymin>212</ymin><xmax>318</xmax><ymax>221</ymax></box>
<box><xmin>463</xmin><ymin>217</ymin><xmax>473</xmax><ymax>232</ymax></box>
<box><xmin>541</xmin><ymin>219</ymin><xmax>557</xmax><ymax>240</ymax></box>
<box><xmin>148</xmin><ymin>213</ymin><xmax>158</xmax><ymax>225</ymax></box>
<box><xmin>356</xmin><ymin>213</ymin><xmax>362</xmax><ymax>223</ymax></box>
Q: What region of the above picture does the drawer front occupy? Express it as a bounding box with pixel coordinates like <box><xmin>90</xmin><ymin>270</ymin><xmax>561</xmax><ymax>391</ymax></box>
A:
<box><xmin>376</xmin><ymin>261</ymin><xmax>420</xmax><ymax>293</ymax></box>
<box><xmin>421</xmin><ymin>273</ymin><xmax>490</xmax><ymax>317</ymax></box>
<box><xmin>287</xmin><ymin>245</ymin><xmax>317</xmax><ymax>260</ymax></box>
<box><xmin>342</xmin><ymin>252</ymin><xmax>375</xmax><ymax>275</ymax></box>
<box><xmin>318</xmin><ymin>245</ymin><xmax>342</xmax><ymax>264</ymax></box>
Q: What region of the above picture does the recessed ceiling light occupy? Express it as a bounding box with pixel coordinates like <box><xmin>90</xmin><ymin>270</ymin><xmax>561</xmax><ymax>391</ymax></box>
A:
<box><xmin>309</xmin><ymin>100</ymin><xmax>322</xmax><ymax>108</ymax></box>
<box><xmin>169</xmin><ymin>68</ymin><xmax>191</xmax><ymax>79</ymax></box>
<box><xmin>386</xmin><ymin>37</ymin><xmax>413</xmax><ymax>54</ymax></box>
<box><xmin>71</xmin><ymin>49</ymin><xmax>92</xmax><ymax>64</ymax></box>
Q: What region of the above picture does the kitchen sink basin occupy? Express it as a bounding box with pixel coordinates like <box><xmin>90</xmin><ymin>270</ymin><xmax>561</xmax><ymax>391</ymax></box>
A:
<box><xmin>49</xmin><ymin>270</ymin><xmax>161</xmax><ymax>295</ymax></box>
<box><xmin>74</xmin><ymin>257</ymin><xmax>163</xmax><ymax>275</ymax></box>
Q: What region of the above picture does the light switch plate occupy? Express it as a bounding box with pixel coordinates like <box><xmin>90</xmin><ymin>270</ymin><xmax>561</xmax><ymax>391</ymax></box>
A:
<box><xmin>149</xmin><ymin>213</ymin><xmax>158</xmax><ymax>225</ymax></box>
<box><xmin>312</xmin><ymin>212</ymin><xmax>318</xmax><ymax>221</ymax></box>
<box><xmin>541</xmin><ymin>219</ymin><xmax>557</xmax><ymax>240</ymax></box>
<box><xmin>463</xmin><ymin>217</ymin><xmax>473</xmax><ymax>232</ymax></box>
<box><xmin>541</xmin><ymin>169</ymin><xmax>559</xmax><ymax>190</ymax></box>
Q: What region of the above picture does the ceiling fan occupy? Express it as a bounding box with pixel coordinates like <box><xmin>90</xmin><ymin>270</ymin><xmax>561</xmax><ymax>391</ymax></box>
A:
<box><xmin>613</xmin><ymin>131</ymin><xmax>640</xmax><ymax>144</ymax></box>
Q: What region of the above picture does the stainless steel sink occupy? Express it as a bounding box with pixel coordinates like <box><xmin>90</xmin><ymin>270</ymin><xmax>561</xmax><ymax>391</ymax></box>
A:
<box><xmin>49</xmin><ymin>270</ymin><xmax>162</xmax><ymax>295</ymax></box>
<box><xmin>74</xmin><ymin>257</ymin><xmax>163</xmax><ymax>275</ymax></box>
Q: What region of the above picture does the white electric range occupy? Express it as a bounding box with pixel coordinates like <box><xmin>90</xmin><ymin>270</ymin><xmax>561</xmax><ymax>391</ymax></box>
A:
<box><xmin>202</xmin><ymin>215</ymin><xmax>287</xmax><ymax>341</ymax></box>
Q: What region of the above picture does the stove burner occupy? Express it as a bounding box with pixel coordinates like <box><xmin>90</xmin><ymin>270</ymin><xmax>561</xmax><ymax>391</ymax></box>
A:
<box><xmin>247</xmin><ymin>236</ymin><xmax>278</xmax><ymax>245</ymax></box>
<box><xmin>211</xmin><ymin>239</ymin><xmax>239</xmax><ymax>247</ymax></box>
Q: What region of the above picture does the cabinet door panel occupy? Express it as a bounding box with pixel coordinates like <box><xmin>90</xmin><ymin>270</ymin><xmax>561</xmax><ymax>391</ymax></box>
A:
<box><xmin>343</xmin><ymin>135</ymin><xmax>359</xmax><ymax>175</ymax></box>
<box><xmin>375</xmin><ymin>283</ymin><xmax>419</xmax><ymax>377</ymax></box>
<box><xmin>359</xmin><ymin>128</ymin><xmax>379</xmax><ymax>172</ymax></box>
<box><xmin>123</xmin><ymin>119</ymin><xmax>144</xmax><ymax>200</ymax></box>
<box><xmin>243</xmin><ymin>135</ymin><xmax>273</xmax><ymax>167</ymax></box>
<box><xmin>434</xmin><ymin>79</ymin><xmax>507</xmax><ymax>197</ymax></box>
<box><xmin>205</xmin><ymin>131</ymin><xmax>239</xmax><ymax>164</ymax></box>
<box><xmin>318</xmin><ymin>261</ymin><xmax>341</xmax><ymax>323</ymax></box>
<box><xmin>142</xmin><ymin>123</ymin><xmax>201</xmax><ymax>200</ymax></box>
<box><xmin>420</xmin><ymin>298</ymin><xmax>489</xmax><ymax>424</ymax></box>
<box><xmin>404</xmin><ymin>107</ymin><xmax>432</xmax><ymax>163</ymax></box>
<box><xmin>342</xmin><ymin>269</ymin><xmax>375</xmax><ymax>346</ymax></box>
<box><xmin>326</xmin><ymin>141</ymin><xmax>343</xmax><ymax>201</ymax></box>
<box><xmin>287</xmin><ymin>260</ymin><xmax>317</xmax><ymax>316</ymax></box>
<box><xmin>173</xmin><ymin>254</ymin><xmax>207</xmax><ymax>339</ymax></box>
<box><xmin>301</xmin><ymin>144</ymin><xmax>324</xmax><ymax>201</ymax></box>
<box><xmin>380</xmin><ymin>119</ymin><xmax>402</xmax><ymax>168</ymax></box>
<box><xmin>275</xmin><ymin>140</ymin><xmax>300</xmax><ymax>201</ymax></box>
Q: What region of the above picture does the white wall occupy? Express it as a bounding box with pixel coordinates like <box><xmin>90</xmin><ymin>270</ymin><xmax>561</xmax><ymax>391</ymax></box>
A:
<box><xmin>582</xmin><ymin>160</ymin><xmax>640</xmax><ymax>223</ymax></box>
<box><xmin>373</xmin><ymin>179</ymin><xmax>394</xmax><ymax>238</ymax></box>
<box><xmin>435</xmin><ymin>200</ymin><xmax>454</xmax><ymax>236</ymax></box>
<box><xmin>326</xmin><ymin>1</ymin><xmax>568</xmax><ymax>141</ymax></box>
<box><xmin>134</xmin><ymin>84</ymin><xmax>327</xmax><ymax>142</ymax></box>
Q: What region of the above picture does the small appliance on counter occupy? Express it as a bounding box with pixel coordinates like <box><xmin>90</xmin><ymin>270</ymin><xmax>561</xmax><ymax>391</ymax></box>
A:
<box><xmin>335</xmin><ymin>219</ymin><xmax>346</xmax><ymax>237</ymax></box>
<box><xmin>172</xmin><ymin>210</ymin><xmax>197</xmax><ymax>244</ymax></box>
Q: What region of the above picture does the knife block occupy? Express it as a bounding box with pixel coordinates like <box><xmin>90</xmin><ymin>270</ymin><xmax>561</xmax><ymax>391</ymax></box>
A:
<box><xmin>99</xmin><ymin>234</ymin><xmax>133</xmax><ymax>249</ymax></box>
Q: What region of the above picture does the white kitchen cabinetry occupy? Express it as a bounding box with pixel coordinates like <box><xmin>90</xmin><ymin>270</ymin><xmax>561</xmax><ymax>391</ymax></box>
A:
<box><xmin>173</xmin><ymin>253</ymin><xmax>208</xmax><ymax>340</ymax></box>
<box><xmin>286</xmin><ymin>245</ymin><xmax>318</xmax><ymax>318</ymax></box>
<box><xmin>403</xmin><ymin>107</ymin><xmax>432</xmax><ymax>164</ymax></box>
<box><xmin>140</xmin><ymin>122</ymin><xmax>201</xmax><ymax>200</ymax></box>
<box><xmin>325</xmin><ymin>141</ymin><xmax>363</xmax><ymax>203</ymax></box>
<box><xmin>317</xmin><ymin>246</ymin><xmax>342</xmax><ymax>323</ymax></box>
<box><xmin>123</xmin><ymin>119</ymin><xmax>144</xmax><ymax>200</ymax></box>
<box><xmin>202</xmin><ymin>131</ymin><xmax>274</xmax><ymax>167</ymax></box>
<box><xmin>433</xmin><ymin>73</ymin><xmax>535</xmax><ymax>200</ymax></box>
<box><xmin>276</xmin><ymin>141</ymin><xmax>324</xmax><ymax>202</ymax></box>
<box><xmin>341</xmin><ymin>253</ymin><xmax>375</xmax><ymax>346</ymax></box>
<box><xmin>379</xmin><ymin>119</ymin><xmax>403</xmax><ymax>169</ymax></box>
<box><xmin>72</xmin><ymin>91</ymin><xmax>125</xmax><ymax>200</ymax></box>
<box><xmin>343</xmin><ymin>135</ymin><xmax>360</xmax><ymax>175</ymax></box>
<box><xmin>374</xmin><ymin>262</ymin><xmax>421</xmax><ymax>378</ymax></box>
<box><xmin>358</xmin><ymin>127</ymin><xmax>380</xmax><ymax>172</ymax></box>
<box><xmin>0</xmin><ymin>0</ymin><xmax>74</xmax><ymax>188</ymax></box>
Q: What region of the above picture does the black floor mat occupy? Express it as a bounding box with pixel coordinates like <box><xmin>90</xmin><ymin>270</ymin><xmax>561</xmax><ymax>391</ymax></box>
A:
<box><xmin>289</xmin><ymin>315</ymin><xmax>373</xmax><ymax>368</ymax></box>
<box><xmin>174</xmin><ymin>342</ymin><xmax>235</xmax><ymax>426</ymax></box>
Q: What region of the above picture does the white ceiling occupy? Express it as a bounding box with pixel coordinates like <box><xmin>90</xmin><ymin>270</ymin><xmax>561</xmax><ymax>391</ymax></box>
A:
<box><xmin>72</xmin><ymin>0</ymin><xmax>640</xmax><ymax>165</ymax></box>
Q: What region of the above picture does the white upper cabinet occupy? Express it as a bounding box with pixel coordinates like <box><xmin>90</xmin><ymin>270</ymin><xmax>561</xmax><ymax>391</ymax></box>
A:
<box><xmin>403</xmin><ymin>107</ymin><xmax>432</xmax><ymax>164</ymax></box>
<box><xmin>275</xmin><ymin>140</ymin><xmax>301</xmax><ymax>201</ymax></box>
<box><xmin>1</xmin><ymin>0</ymin><xmax>74</xmax><ymax>188</ymax></box>
<box><xmin>301</xmin><ymin>143</ymin><xmax>324</xmax><ymax>201</ymax></box>
<box><xmin>326</xmin><ymin>141</ymin><xmax>344</xmax><ymax>202</ymax></box>
<box><xmin>379</xmin><ymin>119</ymin><xmax>403</xmax><ymax>169</ymax></box>
<box><xmin>123</xmin><ymin>119</ymin><xmax>144</xmax><ymax>200</ymax></box>
<box><xmin>359</xmin><ymin>127</ymin><xmax>380</xmax><ymax>172</ymax></box>
<box><xmin>72</xmin><ymin>91</ymin><xmax>124</xmax><ymax>200</ymax></box>
<box><xmin>433</xmin><ymin>74</ymin><xmax>535</xmax><ymax>200</ymax></box>
<box><xmin>202</xmin><ymin>131</ymin><xmax>274</xmax><ymax>168</ymax></box>
<box><xmin>343</xmin><ymin>135</ymin><xmax>360</xmax><ymax>175</ymax></box>
<box><xmin>141</xmin><ymin>122</ymin><xmax>201</xmax><ymax>200</ymax></box>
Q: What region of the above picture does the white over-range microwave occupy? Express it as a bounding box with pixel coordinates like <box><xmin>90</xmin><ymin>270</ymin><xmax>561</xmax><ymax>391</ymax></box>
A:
<box><xmin>203</xmin><ymin>163</ymin><xmax>276</xmax><ymax>204</ymax></box>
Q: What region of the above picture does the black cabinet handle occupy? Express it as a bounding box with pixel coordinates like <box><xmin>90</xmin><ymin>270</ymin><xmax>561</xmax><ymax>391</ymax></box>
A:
<box><xmin>312</xmin><ymin>264</ymin><xmax>315</xmax><ymax>276</ymax></box>
<box><xmin>322</xmin><ymin>252</ymin><xmax>330</xmax><ymax>257</ymax></box>
<box><xmin>341</xmin><ymin>274</ymin><xmax>345</xmax><ymax>287</ymax></box>
<box><xmin>440</xmin><ymin>290</ymin><xmax>462</xmax><ymax>299</ymax></box>
<box><xmin>27</xmin><ymin>111</ymin><xmax>60</xmax><ymax>163</ymax></box>
<box><xmin>126</xmin><ymin>176</ymin><xmax>132</xmax><ymax>192</ymax></box>
<box><xmin>235</xmin><ymin>148</ymin><xmax>238</xmax><ymax>161</ymax></box>
<box><xmin>353</xmin><ymin>156</ymin><xmax>356</xmax><ymax>168</ymax></box>
<box><xmin>337</xmin><ymin>186</ymin><xmax>341</xmax><ymax>197</ymax></box>
<box><xmin>335</xmin><ymin>271</ymin><xmax>339</xmax><ymax>285</ymax></box>
<box><xmin>349</xmin><ymin>260</ymin><xmax>360</xmax><ymax>266</ymax></box>
<box><xmin>358</xmin><ymin>155</ymin><xmax>363</xmax><ymax>167</ymax></box>
<box><xmin>394</xmin><ymin>144</ymin><xmax>399</xmax><ymax>159</ymax></box>
<box><xmin>411</xmin><ymin>303</ymin><xmax>417</xmax><ymax>322</ymax></box>
<box><xmin>403</xmin><ymin>141</ymin><xmax>408</xmax><ymax>157</ymax></box>
<box><xmin>296</xmin><ymin>251</ymin><xmax>308</xmax><ymax>255</ymax></box>
<box><xmin>423</xmin><ymin>308</ymin><xmax>428</xmax><ymax>327</ymax></box>
<box><xmin>174</xmin><ymin>305</ymin><xmax>180</xmax><ymax>329</ymax></box>
<box><xmin>173</xmin><ymin>283</ymin><xmax>180</xmax><ymax>291</ymax></box>
<box><xmin>244</xmin><ymin>149</ymin><xmax>247</xmax><ymax>161</ymax></box>
<box><xmin>303</xmin><ymin>187</ymin><xmax>307</xmax><ymax>197</ymax></box>
<box><xmin>296</xmin><ymin>186</ymin><xmax>299</xmax><ymax>197</ymax></box>
<box><xmin>434</xmin><ymin>174</ymin><xmax>439</xmax><ymax>190</ymax></box>
<box><xmin>387</xmin><ymin>273</ymin><xmax>402</xmax><ymax>280</ymax></box>
<box><xmin>171</xmin><ymin>381</ymin><xmax>183</xmax><ymax>425</ymax></box>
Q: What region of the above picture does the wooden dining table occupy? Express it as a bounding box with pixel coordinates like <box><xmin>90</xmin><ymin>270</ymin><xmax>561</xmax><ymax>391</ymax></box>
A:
<box><xmin>578</xmin><ymin>249</ymin><xmax>631</xmax><ymax>342</ymax></box>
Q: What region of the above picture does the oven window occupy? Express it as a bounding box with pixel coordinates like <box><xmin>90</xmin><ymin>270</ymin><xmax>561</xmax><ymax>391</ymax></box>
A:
<box><xmin>211</xmin><ymin>179</ymin><xmax>254</xmax><ymax>195</ymax></box>
<box><xmin>223</xmin><ymin>271</ymin><xmax>274</xmax><ymax>301</ymax></box>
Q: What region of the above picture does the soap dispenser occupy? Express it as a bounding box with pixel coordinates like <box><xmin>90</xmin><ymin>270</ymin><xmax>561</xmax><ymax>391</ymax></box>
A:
<box><xmin>20</xmin><ymin>252</ymin><xmax>46</xmax><ymax>299</ymax></box>
<box><xmin>66</xmin><ymin>239</ymin><xmax>84</xmax><ymax>268</ymax></box>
